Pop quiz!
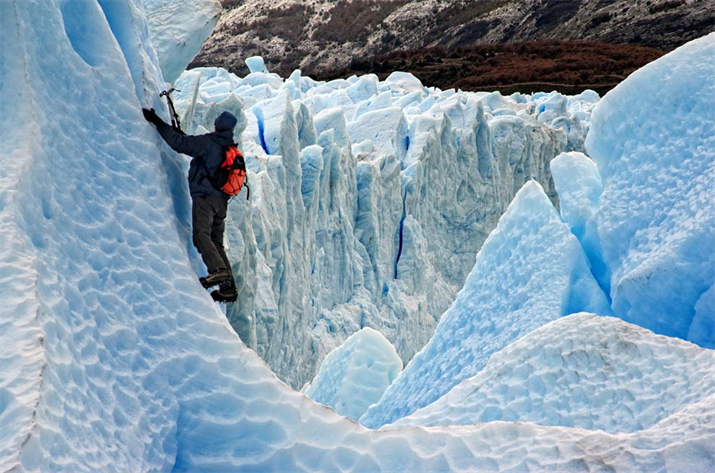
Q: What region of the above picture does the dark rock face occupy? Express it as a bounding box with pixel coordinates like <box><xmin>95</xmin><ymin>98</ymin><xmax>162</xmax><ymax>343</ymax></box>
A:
<box><xmin>192</xmin><ymin>0</ymin><xmax>714</xmax><ymax>78</ymax></box>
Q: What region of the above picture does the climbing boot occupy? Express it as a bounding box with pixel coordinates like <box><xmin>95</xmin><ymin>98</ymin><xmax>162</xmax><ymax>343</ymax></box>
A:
<box><xmin>200</xmin><ymin>269</ymin><xmax>232</xmax><ymax>289</ymax></box>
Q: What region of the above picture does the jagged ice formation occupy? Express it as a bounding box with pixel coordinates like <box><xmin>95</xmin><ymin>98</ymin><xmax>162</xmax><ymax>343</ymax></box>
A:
<box><xmin>389</xmin><ymin>313</ymin><xmax>715</xmax><ymax>434</ymax></box>
<box><xmin>361</xmin><ymin>32</ymin><xmax>715</xmax><ymax>429</ymax></box>
<box><xmin>171</xmin><ymin>58</ymin><xmax>597</xmax><ymax>388</ymax></box>
<box><xmin>1</xmin><ymin>0</ymin><xmax>714</xmax><ymax>471</ymax></box>
<box><xmin>359</xmin><ymin>180</ymin><xmax>611</xmax><ymax>428</ymax></box>
<box><xmin>582</xmin><ymin>33</ymin><xmax>715</xmax><ymax>348</ymax></box>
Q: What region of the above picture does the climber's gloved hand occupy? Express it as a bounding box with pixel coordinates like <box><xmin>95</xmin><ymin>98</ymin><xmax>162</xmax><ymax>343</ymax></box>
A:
<box><xmin>142</xmin><ymin>108</ymin><xmax>162</xmax><ymax>126</ymax></box>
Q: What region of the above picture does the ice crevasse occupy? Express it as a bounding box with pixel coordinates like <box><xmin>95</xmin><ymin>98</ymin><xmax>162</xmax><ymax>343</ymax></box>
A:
<box><xmin>169</xmin><ymin>44</ymin><xmax>600</xmax><ymax>389</ymax></box>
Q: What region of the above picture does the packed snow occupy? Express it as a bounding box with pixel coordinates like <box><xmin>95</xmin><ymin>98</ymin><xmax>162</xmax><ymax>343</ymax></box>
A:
<box><xmin>584</xmin><ymin>33</ymin><xmax>715</xmax><ymax>348</ymax></box>
<box><xmin>170</xmin><ymin>54</ymin><xmax>600</xmax><ymax>388</ymax></box>
<box><xmin>389</xmin><ymin>313</ymin><xmax>715</xmax><ymax>433</ymax></box>
<box><xmin>360</xmin><ymin>181</ymin><xmax>611</xmax><ymax>428</ymax></box>
<box><xmin>304</xmin><ymin>328</ymin><xmax>402</xmax><ymax>421</ymax></box>
<box><xmin>1</xmin><ymin>0</ymin><xmax>714</xmax><ymax>471</ymax></box>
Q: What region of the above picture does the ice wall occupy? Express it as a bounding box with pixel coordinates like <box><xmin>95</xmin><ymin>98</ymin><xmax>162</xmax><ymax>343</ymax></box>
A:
<box><xmin>550</xmin><ymin>151</ymin><xmax>602</xmax><ymax>242</ymax></box>
<box><xmin>173</xmin><ymin>64</ymin><xmax>594</xmax><ymax>388</ymax></box>
<box><xmin>585</xmin><ymin>33</ymin><xmax>715</xmax><ymax>348</ymax></box>
<box><xmin>0</xmin><ymin>5</ymin><xmax>45</xmax><ymax>467</ymax></box>
<box><xmin>360</xmin><ymin>181</ymin><xmax>610</xmax><ymax>428</ymax></box>
<box><xmin>0</xmin><ymin>0</ymin><xmax>187</xmax><ymax>469</ymax></box>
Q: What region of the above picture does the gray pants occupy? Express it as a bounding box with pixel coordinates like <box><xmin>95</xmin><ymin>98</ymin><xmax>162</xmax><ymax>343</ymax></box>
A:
<box><xmin>192</xmin><ymin>196</ymin><xmax>231</xmax><ymax>273</ymax></box>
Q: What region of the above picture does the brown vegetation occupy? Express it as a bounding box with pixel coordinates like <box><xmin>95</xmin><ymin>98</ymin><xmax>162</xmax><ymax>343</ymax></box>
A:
<box><xmin>317</xmin><ymin>41</ymin><xmax>665</xmax><ymax>95</ymax></box>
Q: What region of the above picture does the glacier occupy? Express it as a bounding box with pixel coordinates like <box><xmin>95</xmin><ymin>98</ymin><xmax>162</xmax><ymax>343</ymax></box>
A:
<box><xmin>362</xmin><ymin>33</ymin><xmax>715</xmax><ymax>429</ymax></box>
<box><xmin>389</xmin><ymin>313</ymin><xmax>715</xmax><ymax>434</ymax></box>
<box><xmin>304</xmin><ymin>328</ymin><xmax>402</xmax><ymax>421</ymax></box>
<box><xmin>169</xmin><ymin>56</ymin><xmax>601</xmax><ymax>389</ymax></box>
<box><xmin>1</xmin><ymin>0</ymin><xmax>714</xmax><ymax>471</ymax></box>
<box><xmin>360</xmin><ymin>180</ymin><xmax>610</xmax><ymax>428</ymax></box>
<box><xmin>583</xmin><ymin>33</ymin><xmax>715</xmax><ymax>347</ymax></box>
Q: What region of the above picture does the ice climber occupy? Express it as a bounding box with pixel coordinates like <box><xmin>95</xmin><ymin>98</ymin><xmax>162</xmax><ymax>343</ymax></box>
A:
<box><xmin>142</xmin><ymin>107</ymin><xmax>242</xmax><ymax>303</ymax></box>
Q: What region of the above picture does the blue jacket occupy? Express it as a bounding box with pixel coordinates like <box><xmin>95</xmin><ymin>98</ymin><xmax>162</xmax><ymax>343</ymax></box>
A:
<box><xmin>156</xmin><ymin>116</ymin><xmax>236</xmax><ymax>198</ymax></box>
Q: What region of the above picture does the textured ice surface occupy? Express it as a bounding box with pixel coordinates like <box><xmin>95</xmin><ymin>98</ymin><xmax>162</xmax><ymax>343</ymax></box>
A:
<box><xmin>172</xmin><ymin>59</ymin><xmax>597</xmax><ymax>388</ymax></box>
<box><xmin>360</xmin><ymin>181</ymin><xmax>611</xmax><ymax>429</ymax></box>
<box><xmin>0</xmin><ymin>17</ymin><xmax>45</xmax><ymax>468</ymax></box>
<box><xmin>391</xmin><ymin>313</ymin><xmax>715</xmax><ymax>433</ymax></box>
<box><xmin>585</xmin><ymin>33</ymin><xmax>715</xmax><ymax>348</ymax></box>
<box><xmin>305</xmin><ymin>328</ymin><xmax>402</xmax><ymax>421</ymax></box>
<box><xmin>2</xmin><ymin>3</ymin><xmax>714</xmax><ymax>470</ymax></box>
<box><xmin>0</xmin><ymin>0</ymin><xmax>193</xmax><ymax>469</ymax></box>
<box><xmin>144</xmin><ymin>0</ymin><xmax>221</xmax><ymax>83</ymax></box>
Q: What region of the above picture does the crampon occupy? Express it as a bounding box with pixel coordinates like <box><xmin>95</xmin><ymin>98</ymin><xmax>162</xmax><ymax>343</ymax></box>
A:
<box><xmin>211</xmin><ymin>279</ymin><xmax>237</xmax><ymax>304</ymax></box>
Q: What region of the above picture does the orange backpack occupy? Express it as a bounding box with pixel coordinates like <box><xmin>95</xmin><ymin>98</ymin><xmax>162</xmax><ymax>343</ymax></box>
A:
<box><xmin>208</xmin><ymin>145</ymin><xmax>249</xmax><ymax>199</ymax></box>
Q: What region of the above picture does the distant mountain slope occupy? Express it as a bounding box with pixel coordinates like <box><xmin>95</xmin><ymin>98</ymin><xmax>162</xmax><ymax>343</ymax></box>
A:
<box><xmin>320</xmin><ymin>41</ymin><xmax>665</xmax><ymax>95</ymax></box>
<box><xmin>192</xmin><ymin>0</ymin><xmax>714</xmax><ymax>78</ymax></box>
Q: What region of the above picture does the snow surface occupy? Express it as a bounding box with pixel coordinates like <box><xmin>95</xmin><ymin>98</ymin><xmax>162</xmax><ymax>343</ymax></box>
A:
<box><xmin>144</xmin><ymin>0</ymin><xmax>222</xmax><ymax>84</ymax></box>
<box><xmin>171</xmin><ymin>59</ymin><xmax>597</xmax><ymax>388</ymax></box>
<box><xmin>360</xmin><ymin>181</ymin><xmax>611</xmax><ymax>429</ymax></box>
<box><xmin>585</xmin><ymin>33</ymin><xmax>715</xmax><ymax>348</ymax></box>
<box><xmin>390</xmin><ymin>313</ymin><xmax>715</xmax><ymax>434</ymax></box>
<box><xmin>305</xmin><ymin>328</ymin><xmax>402</xmax><ymax>421</ymax></box>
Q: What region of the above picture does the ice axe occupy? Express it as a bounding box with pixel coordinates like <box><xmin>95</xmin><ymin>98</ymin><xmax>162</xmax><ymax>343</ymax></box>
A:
<box><xmin>160</xmin><ymin>88</ymin><xmax>184</xmax><ymax>134</ymax></box>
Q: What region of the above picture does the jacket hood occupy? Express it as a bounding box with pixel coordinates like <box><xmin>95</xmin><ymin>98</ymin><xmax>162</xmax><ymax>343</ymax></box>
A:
<box><xmin>214</xmin><ymin>111</ymin><xmax>237</xmax><ymax>132</ymax></box>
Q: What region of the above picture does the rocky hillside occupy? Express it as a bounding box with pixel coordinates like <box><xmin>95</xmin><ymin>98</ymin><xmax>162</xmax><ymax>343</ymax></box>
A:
<box><xmin>192</xmin><ymin>0</ymin><xmax>713</xmax><ymax>78</ymax></box>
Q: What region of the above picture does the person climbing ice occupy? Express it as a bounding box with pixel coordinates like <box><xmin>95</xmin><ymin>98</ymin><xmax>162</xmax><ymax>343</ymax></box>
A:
<box><xmin>142</xmin><ymin>106</ymin><xmax>248</xmax><ymax>303</ymax></box>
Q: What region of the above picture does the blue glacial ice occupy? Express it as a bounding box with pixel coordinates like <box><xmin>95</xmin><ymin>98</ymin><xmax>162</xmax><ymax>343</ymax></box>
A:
<box><xmin>389</xmin><ymin>313</ymin><xmax>715</xmax><ymax>433</ymax></box>
<box><xmin>305</xmin><ymin>328</ymin><xmax>402</xmax><ymax>421</ymax></box>
<box><xmin>550</xmin><ymin>151</ymin><xmax>603</xmax><ymax>242</ymax></box>
<box><xmin>2</xmin><ymin>0</ymin><xmax>714</xmax><ymax>470</ymax></box>
<box><xmin>360</xmin><ymin>181</ymin><xmax>611</xmax><ymax>429</ymax></box>
<box><xmin>584</xmin><ymin>33</ymin><xmax>715</xmax><ymax>348</ymax></box>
